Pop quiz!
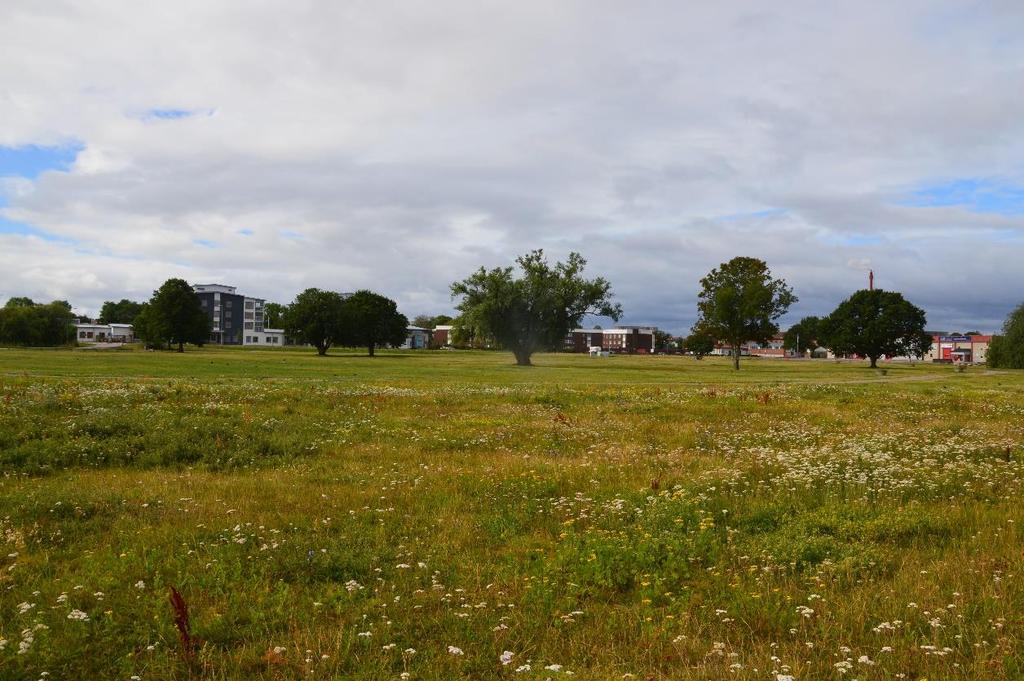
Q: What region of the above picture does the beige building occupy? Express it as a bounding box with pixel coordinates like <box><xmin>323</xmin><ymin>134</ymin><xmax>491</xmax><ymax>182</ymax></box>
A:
<box><xmin>924</xmin><ymin>334</ymin><xmax>992</xmax><ymax>363</ymax></box>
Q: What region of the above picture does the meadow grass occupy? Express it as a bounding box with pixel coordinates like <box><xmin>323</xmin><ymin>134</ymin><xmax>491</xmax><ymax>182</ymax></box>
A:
<box><xmin>0</xmin><ymin>347</ymin><xmax>1022</xmax><ymax>679</ymax></box>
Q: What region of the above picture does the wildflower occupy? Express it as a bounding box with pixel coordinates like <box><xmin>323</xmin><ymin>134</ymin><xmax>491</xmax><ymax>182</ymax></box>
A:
<box><xmin>135</xmin><ymin>580</ymin><xmax>146</xmax><ymax>589</ymax></box>
<box><xmin>777</xmin><ymin>676</ymin><xmax>795</xmax><ymax>681</ymax></box>
<box><xmin>500</xmin><ymin>650</ymin><xmax>515</xmax><ymax>665</ymax></box>
<box><xmin>447</xmin><ymin>646</ymin><xmax>464</xmax><ymax>655</ymax></box>
<box><xmin>357</xmin><ymin>631</ymin><xmax>371</xmax><ymax>638</ymax></box>
<box><xmin>545</xmin><ymin>664</ymin><xmax>564</xmax><ymax>671</ymax></box>
<box><xmin>67</xmin><ymin>609</ymin><xmax>90</xmax><ymax>621</ymax></box>
<box><xmin>515</xmin><ymin>664</ymin><xmax>532</xmax><ymax>673</ymax></box>
<box><xmin>17</xmin><ymin>602</ymin><xmax>35</xmax><ymax>615</ymax></box>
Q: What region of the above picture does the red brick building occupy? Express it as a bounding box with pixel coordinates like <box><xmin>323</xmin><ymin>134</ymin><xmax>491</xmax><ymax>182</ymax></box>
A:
<box><xmin>566</xmin><ymin>326</ymin><xmax>656</xmax><ymax>354</ymax></box>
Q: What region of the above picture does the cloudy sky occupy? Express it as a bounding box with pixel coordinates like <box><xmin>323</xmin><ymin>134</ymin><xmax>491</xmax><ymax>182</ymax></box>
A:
<box><xmin>2</xmin><ymin>1</ymin><xmax>1023</xmax><ymax>333</ymax></box>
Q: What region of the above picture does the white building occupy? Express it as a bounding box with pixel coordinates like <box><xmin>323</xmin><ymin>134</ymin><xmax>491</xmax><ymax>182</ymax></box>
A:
<box><xmin>75</xmin><ymin>322</ymin><xmax>134</xmax><ymax>343</ymax></box>
<box><xmin>243</xmin><ymin>328</ymin><xmax>288</xmax><ymax>346</ymax></box>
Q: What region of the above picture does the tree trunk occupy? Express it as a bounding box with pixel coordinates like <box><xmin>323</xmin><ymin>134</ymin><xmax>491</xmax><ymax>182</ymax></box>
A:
<box><xmin>870</xmin><ymin>356</ymin><xmax>878</xmax><ymax>368</ymax></box>
<box><xmin>177</xmin><ymin>341</ymin><xmax>184</xmax><ymax>353</ymax></box>
<box><xmin>317</xmin><ymin>342</ymin><xmax>327</xmax><ymax>356</ymax></box>
<box><xmin>513</xmin><ymin>348</ymin><xmax>532</xmax><ymax>366</ymax></box>
<box><xmin>368</xmin><ymin>343</ymin><xmax>375</xmax><ymax>357</ymax></box>
<box><xmin>732</xmin><ymin>345</ymin><xmax>740</xmax><ymax>370</ymax></box>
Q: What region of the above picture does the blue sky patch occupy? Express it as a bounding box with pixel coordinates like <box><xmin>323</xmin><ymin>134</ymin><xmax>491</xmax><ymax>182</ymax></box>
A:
<box><xmin>0</xmin><ymin>212</ymin><xmax>75</xmax><ymax>243</ymax></box>
<box><xmin>238</xmin><ymin>228</ymin><xmax>254</xmax><ymax>236</ymax></box>
<box><xmin>0</xmin><ymin>143</ymin><xmax>83</xmax><ymax>179</ymax></box>
<box><xmin>902</xmin><ymin>178</ymin><xmax>1024</xmax><ymax>215</ymax></box>
<box><xmin>139</xmin><ymin>108</ymin><xmax>215</xmax><ymax>122</ymax></box>
<box><xmin>841</xmin><ymin>234</ymin><xmax>883</xmax><ymax>246</ymax></box>
<box><xmin>713</xmin><ymin>207</ymin><xmax>787</xmax><ymax>222</ymax></box>
<box><xmin>193</xmin><ymin>238</ymin><xmax>221</xmax><ymax>248</ymax></box>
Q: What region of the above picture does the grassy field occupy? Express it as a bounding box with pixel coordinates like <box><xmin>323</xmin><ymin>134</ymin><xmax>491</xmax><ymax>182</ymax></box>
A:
<box><xmin>0</xmin><ymin>347</ymin><xmax>1022</xmax><ymax>679</ymax></box>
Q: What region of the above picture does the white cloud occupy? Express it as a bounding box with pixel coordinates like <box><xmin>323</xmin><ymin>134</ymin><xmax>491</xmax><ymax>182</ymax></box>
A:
<box><xmin>1</xmin><ymin>1</ymin><xmax>1023</xmax><ymax>331</ymax></box>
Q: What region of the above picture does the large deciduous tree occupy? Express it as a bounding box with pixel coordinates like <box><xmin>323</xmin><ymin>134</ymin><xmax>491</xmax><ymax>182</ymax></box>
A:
<box><xmin>98</xmin><ymin>299</ymin><xmax>143</xmax><ymax>324</ymax></box>
<box><xmin>695</xmin><ymin>257</ymin><xmax>796</xmax><ymax>370</ymax></box>
<box><xmin>144</xmin><ymin>279</ymin><xmax>211</xmax><ymax>352</ymax></box>
<box><xmin>451</xmin><ymin>250</ymin><xmax>622</xmax><ymax>366</ymax></box>
<box><xmin>783</xmin><ymin>316</ymin><xmax>822</xmax><ymax>356</ymax></box>
<box><xmin>820</xmin><ymin>289</ymin><xmax>931</xmax><ymax>368</ymax></box>
<box><xmin>988</xmin><ymin>302</ymin><xmax>1024</xmax><ymax>369</ymax></box>
<box><xmin>283</xmin><ymin>288</ymin><xmax>348</xmax><ymax>356</ymax></box>
<box><xmin>341</xmin><ymin>290</ymin><xmax>408</xmax><ymax>357</ymax></box>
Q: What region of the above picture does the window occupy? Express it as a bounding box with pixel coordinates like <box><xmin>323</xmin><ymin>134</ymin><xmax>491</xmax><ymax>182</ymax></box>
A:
<box><xmin>244</xmin><ymin>322</ymin><xmax>253</xmax><ymax>329</ymax></box>
<box><xmin>252</xmin><ymin>336</ymin><xmax>259</xmax><ymax>343</ymax></box>
<box><xmin>79</xmin><ymin>331</ymin><xmax>87</xmax><ymax>338</ymax></box>
<box><xmin>245</xmin><ymin>300</ymin><xmax>254</xmax><ymax>309</ymax></box>
<box><xmin>226</xmin><ymin>300</ymin><xmax>233</xmax><ymax>308</ymax></box>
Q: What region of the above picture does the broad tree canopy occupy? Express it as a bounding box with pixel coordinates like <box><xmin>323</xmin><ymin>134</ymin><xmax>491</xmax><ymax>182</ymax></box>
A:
<box><xmin>695</xmin><ymin>257</ymin><xmax>796</xmax><ymax>370</ymax></box>
<box><xmin>820</xmin><ymin>289</ymin><xmax>931</xmax><ymax>367</ymax></box>
<box><xmin>141</xmin><ymin>279</ymin><xmax>210</xmax><ymax>352</ymax></box>
<box><xmin>283</xmin><ymin>288</ymin><xmax>347</xmax><ymax>356</ymax></box>
<box><xmin>341</xmin><ymin>290</ymin><xmax>408</xmax><ymax>356</ymax></box>
<box><xmin>451</xmin><ymin>250</ymin><xmax>622</xmax><ymax>365</ymax></box>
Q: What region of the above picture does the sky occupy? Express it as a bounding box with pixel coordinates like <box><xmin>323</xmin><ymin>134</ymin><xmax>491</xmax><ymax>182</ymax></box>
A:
<box><xmin>2</xmin><ymin>1</ymin><xmax>1023</xmax><ymax>334</ymax></box>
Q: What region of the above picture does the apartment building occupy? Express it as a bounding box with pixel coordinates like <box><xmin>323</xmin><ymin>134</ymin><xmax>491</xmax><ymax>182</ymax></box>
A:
<box><xmin>193</xmin><ymin>284</ymin><xmax>266</xmax><ymax>345</ymax></box>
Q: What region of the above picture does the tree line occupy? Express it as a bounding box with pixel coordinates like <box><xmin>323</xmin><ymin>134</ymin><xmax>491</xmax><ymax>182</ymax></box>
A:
<box><xmin>0</xmin><ymin>298</ymin><xmax>76</xmax><ymax>346</ymax></box>
<box><xmin>5</xmin><ymin>253</ymin><xmax>1023</xmax><ymax>368</ymax></box>
<box><xmin>127</xmin><ymin>280</ymin><xmax>409</xmax><ymax>355</ymax></box>
<box><xmin>442</xmin><ymin>252</ymin><xmax>938</xmax><ymax>370</ymax></box>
